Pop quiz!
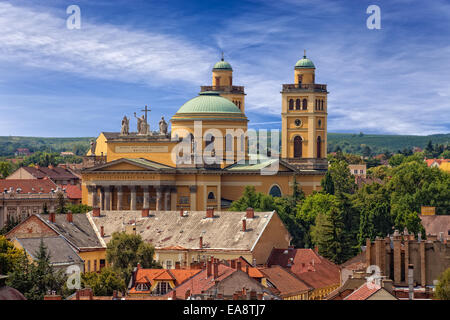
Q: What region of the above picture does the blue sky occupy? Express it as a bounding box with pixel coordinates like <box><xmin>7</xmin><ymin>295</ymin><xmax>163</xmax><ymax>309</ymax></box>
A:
<box><xmin>0</xmin><ymin>0</ymin><xmax>449</xmax><ymax>137</ymax></box>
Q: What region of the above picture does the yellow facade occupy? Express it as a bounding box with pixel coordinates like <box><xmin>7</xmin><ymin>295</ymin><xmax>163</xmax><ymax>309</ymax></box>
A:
<box><xmin>81</xmin><ymin>54</ymin><xmax>328</xmax><ymax>211</ymax></box>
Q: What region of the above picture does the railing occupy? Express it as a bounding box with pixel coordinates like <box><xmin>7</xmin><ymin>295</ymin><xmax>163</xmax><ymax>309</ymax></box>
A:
<box><xmin>0</xmin><ymin>193</ymin><xmax>59</xmax><ymax>200</ymax></box>
<box><xmin>200</xmin><ymin>86</ymin><xmax>245</xmax><ymax>94</ymax></box>
<box><xmin>282</xmin><ymin>83</ymin><xmax>327</xmax><ymax>92</ymax></box>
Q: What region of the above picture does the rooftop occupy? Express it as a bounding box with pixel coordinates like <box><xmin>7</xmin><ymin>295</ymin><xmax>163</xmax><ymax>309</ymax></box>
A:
<box><xmin>20</xmin><ymin>165</ymin><xmax>79</xmax><ymax>181</ymax></box>
<box><xmin>0</xmin><ymin>178</ymin><xmax>58</xmax><ymax>194</ymax></box>
<box><xmin>258</xmin><ymin>265</ymin><xmax>312</xmax><ymax>297</ymax></box>
<box><xmin>90</xmin><ymin>210</ymin><xmax>277</xmax><ymax>251</ymax></box>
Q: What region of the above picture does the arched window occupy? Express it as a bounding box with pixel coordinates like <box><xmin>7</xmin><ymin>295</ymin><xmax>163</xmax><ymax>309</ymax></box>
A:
<box><xmin>225</xmin><ymin>134</ymin><xmax>233</xmax><ymax>152</ymax></box>
<box><xmin>302</xmin><ymin>99</ymin><xmax>308</xmax><ymax>110</ymax></box>
<box><xmin>321</xmin><ymin>100</ymin><xmax>324</xmax><ymax>110</ymax></box>
<box><xmin>318</xmin><ymin>119</ymin><xmax>322</xmax><ymax>127</ymax></box>
<box><xmin>238</xmin><ymin>101</ymin><xmax>241</xmax><ymax>109</ymax></box>
<box><xmin>295</xmin><ymin>99</ymin><xmax>301</xmax><ymax>110</ymax></box>
<box><xmin>208</xmin><ymin>192</ymin><xmax>215</xmax><ymax>200</ymax></box>
<box><xmin>294</xmin><ymin>136</ymin><xmax>302</xmax><ymax>158</ymax></box>
<box><xmin>269</xmin><ymin>185</ymin><xmax>282</xmax><ymax>197</ymax></box>
<box><xmin>289</xmin><ymin>99</ymin><xmax>294</xmax><ymax>110</ymax></box>
<box><xmin>317</xmin><ymin>136</ymin><xmax>322</xmax><ymax>158</ymax></box>
<box><xmin>297</xmin><ymin>74</ymin><xmax>303</xmax><ymax>85</ymax></box>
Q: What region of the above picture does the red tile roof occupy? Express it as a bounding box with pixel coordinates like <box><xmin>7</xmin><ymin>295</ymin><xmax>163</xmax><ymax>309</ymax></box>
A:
<box><xmin>60</xmin><ymin>184</ymin><xmax>82</xmax><ymax>199</ymax></box>
<box><xmin>344</xmin><ymin>282</ymin><xmax>382</xmax><ymax>300</ymax></box>
<box><xmin>23</xmin><ymin>166</ymin><xmax>79</xmax><ymax>181</ymax></box>
<box><xmin>267</xmin><ymin>248</ymin><xmax>340</xmax><ymax>289</ymax></box>
<box><xmin>128</xmin><ymin>268</ymin><xmax>202</xmax><ymax>295</ymax></box>
<box><xmin>258</xmin><ymin>265</ymin><xmax>311</xmax><ymax>297</ymax></box>
<box><xmin>164</xmin><ymin>264</ymin><xmax>237</xmax><ymax>299</ymax></box>
<box><xmin>0</xmin><ymin>179</ymin><xmax>58</xmax><ymax>194</ymax></box>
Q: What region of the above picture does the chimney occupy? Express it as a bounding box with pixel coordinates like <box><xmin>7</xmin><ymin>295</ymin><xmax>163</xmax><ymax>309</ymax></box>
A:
<box><xmin>49</xmin><ymin>212</ymin><xmax>55</xmax><ymax>223</ymax></box>
<box><xmin>246</xmin><ymin>207</ymin><xmax>254</xmax><ymax>219</ymax></box>
<box><xmin>113</xmin><ymin>290</ymin><xmax>118</xmax><ymax>300</ymax></box>
<box><xmin>48</xmin><ymin>164</ymin><xmax>54</xmax><ymax>170</ymax></box>
<box><xmin>137</xmin><ymin>263</ymin><xmax>141</xmax><ymax>270</ymax></box>
<box><xmin>180</xmin><ymin>209</ymin><xmax>184</xmax><ymax>217</ymax></box>
<box><xmin>206</xmin><ymin>207</ymin><xmax>214</xmax><ymax>218</ymax></box>
<box><xmin>408</xmin><ymin>264</ymin><xmax>414</xmax><ymax>300</ymax></box>
<box><xmin>100</xmin><ymin>226</ymin><xmax>104</xmax><ymax>238</ymax></box>
<box><xmin>142</xmin><ymin>208</ymin><xmax>149</xmax><ymax>217</ymax></box>
<box><xmin>92</xmin><ymin>207</ymin><xmax>100</xmax><ymax>217</ymax></box>
<box><xmin>233</xmin><ymin>292</ymin><xmax>239</xmax><ymax>300</ymax></box>
<box><xmin>213</xmin><ymin>262</ymin><xmax>219</xmax><ymax>279</ymax></box>
<box><xmin>206</xmin><ymin>261</ymin><xmax>212</xmax><ymax>278</ymax></box>
<box><xmin>66</xmin><ymin>211</ymin><xmax>73</xmax><ymax>223</ymax></box>
<box><xmin>199</xmin><ymin>236</ymin><xmax>203</xmax><ymax>249</ymax></box>
<box><xmin>256</xmin><ymin>293</ymin><xmax>263</xmax><ymax>300</ymax></box>
<box><xmin>249</xmin><ymin>290</ymin><xmax>257</xmax><ymax>300</ymax></box>
<box><xmin>44</xmin><ymin>294</ymin><xmax>62</xmax><ymax>300</ymax></box>
<box><xmin>242</xmin><ymin>218</ymin><xmax>247</xmax><ymax>232</ymax></box>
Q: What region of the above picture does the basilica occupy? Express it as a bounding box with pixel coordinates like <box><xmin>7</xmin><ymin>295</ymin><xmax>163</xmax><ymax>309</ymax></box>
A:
<box><xmin>81</xmin><ymin>53</ymin><xmax>329</xmax><ymax>212</ymax></box>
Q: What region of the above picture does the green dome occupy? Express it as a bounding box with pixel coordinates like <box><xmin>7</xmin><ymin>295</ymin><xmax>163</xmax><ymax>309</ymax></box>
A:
<box><xmin>176</xmin><ymin>92</ymin><xmax>242</xmax><ymax>114</ymax></box>
<box><xmin>213</xmin><ymin>59</ymin><xmax>233</xmax><ymax>71</ymax></box>
<box><xmin>295</xmin><ymin>55</ymin><xmax>315</xmax><ymax>69</ymax></box>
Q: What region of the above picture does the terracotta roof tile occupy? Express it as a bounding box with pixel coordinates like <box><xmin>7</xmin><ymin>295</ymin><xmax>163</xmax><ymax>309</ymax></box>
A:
<box><xmin>59</xmin><ymin>184</ymin><xmax>82</xmax><ymax>199</ymax></box>
<box><xmin>344</xmin><ymin>282</ymin><xmax>381</xmax><ymax>300</ymax></box>
<box><xmin>0</xmin><ymin>179</ymin><xmax>58</xmax><ymax>194</ymax></box>
<box><xmin>258</xmin><ymin>266</ymin><xmax>311</xmax><ymax>297</ymax></box>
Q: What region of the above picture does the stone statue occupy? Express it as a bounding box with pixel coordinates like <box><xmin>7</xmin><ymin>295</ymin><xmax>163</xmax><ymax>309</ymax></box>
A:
<box><xmin>120</xmin><ymin>116</ymin><xmax>129</xmax><ymax>135</ymax></box>
<box><xmin>159</xmin><ymin>116</ymin><xmax>168</xmax><ymax>135</ymax></box>
<box><xmin>134</xmin><ymin>112</ymin><xmax>149</xmax><ymax>135</ymax></box>
<box><xmin>90</xmin><ymin>140</ymin><xmax>96</xmax><ymax>155</ymax></box>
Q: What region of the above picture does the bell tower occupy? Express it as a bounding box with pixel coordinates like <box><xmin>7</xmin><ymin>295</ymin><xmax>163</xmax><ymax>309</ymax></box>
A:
<box><xmin>200</xmin><ymin>53</ymin><xmax>246</xmax><ymax>113</ymax></box>
<box><xmin>281</xmin><ymin>51</ymin><xmax>328</xmax><ymax>170</ymax></box>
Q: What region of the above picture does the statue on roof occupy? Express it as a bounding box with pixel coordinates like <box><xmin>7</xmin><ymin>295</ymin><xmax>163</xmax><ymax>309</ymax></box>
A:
<box><xmin>120</xmin><ymin>116</ymin><xmax>129</xmax><ymax>135</ymax></box>
<box><xmin>134</xmin><ymin>105</ymin><xmax>151</xmax><ymax>135</ymax></box>
<box><xmin>159</xmin><ymin>116</ymin><xmax>168</xmax><ymax>135</ymax></box>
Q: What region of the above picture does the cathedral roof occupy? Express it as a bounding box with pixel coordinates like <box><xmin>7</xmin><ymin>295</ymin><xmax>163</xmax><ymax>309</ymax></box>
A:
<box><xmin>295</xmin><ymin>55</ymin><xmax>315</xmax><ymax>69</ymax></box>
<box><xmin>174</xmin><ymin>92</ymin><xmax>243</xmax><ymax>116</ymax></box>
<box><xmin>213</xmin><ymin>59</ymin><xmax>232</xmax><ymax>71</ymax></box>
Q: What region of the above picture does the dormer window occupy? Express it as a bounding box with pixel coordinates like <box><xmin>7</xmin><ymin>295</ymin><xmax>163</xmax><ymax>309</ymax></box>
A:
<box><xmin>136</xmin><ymin>283</ymin><xmax>149</xmax><ymax>291</ymax></box>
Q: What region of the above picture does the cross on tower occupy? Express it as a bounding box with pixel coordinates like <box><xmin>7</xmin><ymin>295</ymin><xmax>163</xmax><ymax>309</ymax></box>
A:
<box><xmin>141</xmin><ymin>105</ymin><xmax>151</xmax><ymax>122</ymax></box>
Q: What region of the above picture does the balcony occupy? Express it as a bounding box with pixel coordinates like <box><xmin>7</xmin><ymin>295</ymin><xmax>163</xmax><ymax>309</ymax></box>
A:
<box><xmin>200</xmin><ymin>85</ymin><xmax>245</xmax><ymax>94</ymax></box>
<box><xmin>282</xmin><ymin>83</ymin><xmax>327</xmax><ymax>93</ymax></box>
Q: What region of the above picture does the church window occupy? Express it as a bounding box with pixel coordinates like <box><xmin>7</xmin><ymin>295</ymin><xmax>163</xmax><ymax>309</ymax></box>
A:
<box><xmin>295</xmin><ymin>119</ymin><xmax>301</xmax><ymax>127</ymax></box>
<box><xmin>318</xmin><ymin>119</ymin><xmax>322</xmax><ymax>127</ymax></box>
<box><xmin>289</xmin><ymin>99</ymin><xmax>294</xmax><ymax>110</ymax></box>
<box><xmin>269</xmin><ymin>185</ymin><xmax>282</xmax><ymax>197</ymax></box>
<box><xmin>295</xmin><ymin>99</ymin><xmax>301</xmax><ymax>110</ymax></box>
<box><xmin>298</xmin><ymin>74</ymin><xmax>303</xmax><ymax>85</ymax></box>
<box><xmin>302</xmin><ymin>99</ymin><xmax>308</xmax><ymax>110</ymax></box>
<box><xmin>294</xmin><ymin>136</ymin><xmax>302</xmax><ymax>158</ymax></box>
<box><xmin>317</xmin><ymin>136</ymin><xmax>322</xmax><ymax>158</ymax></box>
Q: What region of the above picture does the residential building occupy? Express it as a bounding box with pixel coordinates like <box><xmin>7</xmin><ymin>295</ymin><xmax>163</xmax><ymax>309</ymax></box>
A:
<box><xmin>420</xmin><ymin>214</ymin><xmax>450</xmax><ymax>239</ymax></box>
<box><xmin>348</xmin><ymin>164</ymin><xmax>367</xmax><ymax>178</ymax></box>
<box><xmin>343</xmin><ymin>281</ymin><xmax>397</xmax><ymax>300</ymax></box>
<box><xmin>163</xmin><ymin>260</ymin><xmax>274</xmax><ymax>300</ymax></box>
<box><xmin>60</xmin><ymin>184</ymin><xmax>82</xmax><ymax>204</ymax></box>
<box><xmin>266</xmin><ymin>247</ymin><xmax>340</xmax><ymax>300</ymax></box>
<box><xmin>90</xmin><ymin>208</ymin><xmax>291</xmax><ymax>266</ymax></box>
<box><xmin>11</xmin><ymin>235</ymin><xmax>84</xmax><ymax>271</ymax></box>
<box><xmin>5</xmin><ymin>213</ymin><xmax>106</xmax><ymax>273</ymax></box>
<box><xmin>14</xmin><ymin>148</ymin><xmax>31</xmax><ymax>157</ymax></box>
<box><xmin>128</xmin><ymin>263</ymin><xmax>202</xmax><ymax>296</ymax></box>
<box><xmin>0</xmin><ymin>179</ymin><xmax>62</xmax><ymax>228</ymax></box>
<box><xmin>7</xmin><ymin>165</ymin><xmax>80</xmax><ymax>185</ymax></box>
<box><xmin>258</xmin><ymin>265</ymin><xmax>312</xmax><ymax>300</ymax></box>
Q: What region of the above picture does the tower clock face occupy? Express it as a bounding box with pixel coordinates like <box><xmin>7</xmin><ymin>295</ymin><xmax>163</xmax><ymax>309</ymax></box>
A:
<box><xmin>295</xmin><ymin>119</ymin><xmax>301</xmax><ymax>126</ymax></box>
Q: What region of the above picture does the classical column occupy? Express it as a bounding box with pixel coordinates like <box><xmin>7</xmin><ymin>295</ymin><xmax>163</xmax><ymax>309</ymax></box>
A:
<box><xmin>116</xmin><ymin>186</ymin><xmax>123</xmax><ymax>211</ymax></box>
<box><xmin>164</xmin><ymin>190</ymin><xmax>170</xmax><ymax>211</ymax></box>
<box><xmin>130</xmin><ymin>186</ymin><xmax>137</xmax><ymax>211</ymax></box>
<box><xmin>99</xmin><ymin>188</ymin><xmax>105</xmax><ymax>210</ymax></box>
<box><xmin>104</xmin><ymin>186</ymin><xmax>111</xmax><ymax>211</ymax></box>
<box><xmin>156</xmin><ymin>187</ymin><xmax>162</xmax><ymax>211</ymax></box>
<box><xmin>170</xmin><ymin>187</ymin><xmax>177</xmax><ymax>211</ymax></box>
<box><xmin>88</xmin><ymin>185</ymin><xmax>99</xmax><ymax>208</ymax></box>
<box><xmin>189</xmin><ymin>186</ymin><xmax>197</xmax><ymax>211</ymax></box>
<box><xmin>142</xmin><ymin>186</ymin><xmax>150</xmax><ymax>209</ymax></box>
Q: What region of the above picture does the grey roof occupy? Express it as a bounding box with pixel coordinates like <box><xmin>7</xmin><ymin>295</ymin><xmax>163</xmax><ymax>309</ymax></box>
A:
<box><xmin>15</xmin><ymin>236</ymin><xmax>83</xmax><ymax>266</ymax></box>
<box><xmin>91</xmin><ymin>210</ymin><xmax>278</xmax><ymax>251</ymax></box>
<box><xmin>37</xmin><ymin>213</ymin><xmax>103</xmax><ymax>249</ymax></box>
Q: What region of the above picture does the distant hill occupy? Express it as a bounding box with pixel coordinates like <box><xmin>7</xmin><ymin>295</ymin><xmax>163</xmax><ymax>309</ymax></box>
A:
<box><xmin>327</xmin><ymin>133</ymin><xmax>450</xmax><ymax>155</ymax></box>
<box><xmin>0</xmin><ymin>136</ymin><xmax>93</xmax><ymax>158</ymax></box>
<box><xmin>0</xmin><ymin>133</ymin><xmax>449</xmax><ymax>158</ymax></box>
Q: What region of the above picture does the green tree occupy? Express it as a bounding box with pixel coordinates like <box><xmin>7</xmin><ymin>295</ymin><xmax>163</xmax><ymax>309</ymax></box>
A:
<box><xmin>106</xmin><ymin>232</ymin><xmax>160</xmax><ymax>283</ymax></box>
<box><xmin>0</xmin><ymin>236</ymin><xmax>24</xmax><ymax>274</ymax></box>
<box><xmin>66</xmin><ymin>203</ymin><xmax>92</xmax><ymax>213</ymax></box>
<box><xmin>388</xmin><ymin>154</ymin><xmax>406</xmax><ymax>167</ymax></box>
<box><xmin>229</xmin><ymin>186</ymin><xmax>261</xmax><ymax>211</ymax></box>
<box><xmin>0</xmin><ymin>161</ymin><xmax>13</xmax><ymax>178</ymax></box>
<box><xmin>311</xmin><ymin>205</ymin><xmax>352</xmax><ymax>264</ymax></box>
<box><xmin>0</xmin><ymin>215</ymin><xmax>20</xmax><ymax>235</ymax></box>
<box><xmin>321</xmin><ymin>171</ymin><xmax>335</xmax><ymax>195</ymax></box>
<box><xmin>7</xmin><ymin>239</ymin><xmax>67</xmax><ymax>300</ymax></box>
<box><xmin>327</xmin><ymin>160</ymin><xmax>355</xmax><ymax>196</ymax></box>
<box><xmin>441</xmin><ymin>150</ymin><xmax>450</xmax><ymax>159</ymax></box>
<box><xmin>81</xmin><ymin>267</ymin><xmax>126</xmax><ymax>296</ymax></box>
<box><xmin>435</xmin><ymin>268</ymin><xmax>450</xmax><ymax>300</ymax></box>
<box><xmin>55</xmin><ymin>191</ymin><xmax>67</xmax><ymax>214</ymax></box>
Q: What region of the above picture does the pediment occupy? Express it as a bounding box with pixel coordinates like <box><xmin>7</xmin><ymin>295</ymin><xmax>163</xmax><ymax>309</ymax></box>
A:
<box><xmin>84</xmin><ymin>158</ymin><xmax>174</xmax><ymax>172</ymax></box>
